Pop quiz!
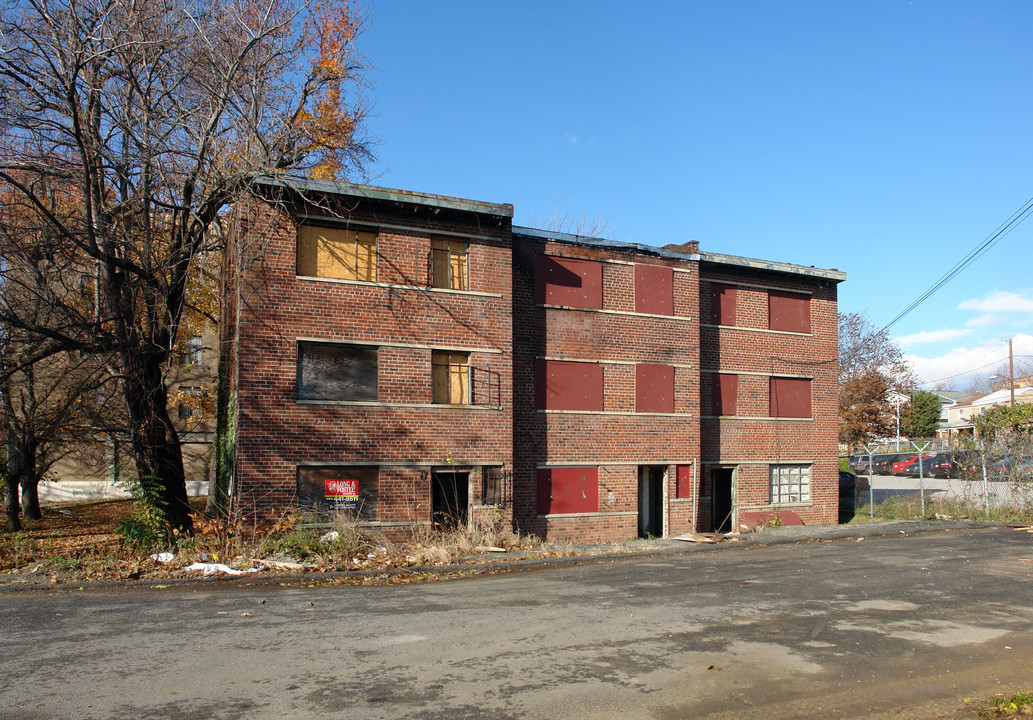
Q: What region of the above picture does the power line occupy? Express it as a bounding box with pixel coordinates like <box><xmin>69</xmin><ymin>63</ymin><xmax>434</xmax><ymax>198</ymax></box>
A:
<box><xmin>882</xmin><ymin>194</ymin><xmax>1033</xmax><ymax>333</ymax></box>
<box><xmin>920</xmin><ymin>353</ymin><xmax>1033</xmax><ymax>386</ymax></box>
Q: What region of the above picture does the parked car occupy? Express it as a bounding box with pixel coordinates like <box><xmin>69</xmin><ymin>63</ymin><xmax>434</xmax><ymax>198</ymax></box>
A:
<box><xmin>891</xmin><ymin>454</ymin><xmax>935</xmax><ymax>477</ymax></box>
<box><xmin>872</xmin><ymin>453</ymin><xmax>910</xmax><ymax>475</ymax></box>
<box><xmin>847</xmin><ymin>454</ymin><xmax>870</xmax><ymax>473</ymax></box>
<box><xmin>921</xmin><ymin>453</ymin><xmax>955</xmax><ymax>479</ymax></box>
<box><xmin>839</xmin><ymin>470</ymin><xmax>871</xmax><ymax>515</ymax></box>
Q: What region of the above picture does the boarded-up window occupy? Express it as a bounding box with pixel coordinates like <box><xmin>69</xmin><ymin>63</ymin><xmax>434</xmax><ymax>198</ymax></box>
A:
<box><xmin>297</xmin><ymin>466</ymin><xmax>378</xmax><ymax>519</ymax></box>
<box><xmin>710</xmin><ymin>373</ymin><xmax>738</xmax><ymax>416</ymax></box>
<box><xmin>536</xmin><ymin>467</ymin><xmax>598</xmax><ymax>515</ymax></box>
<box><xmin>676</xmin><ymin>465</ymin><xmax>694</xmax><ymax>499</ymax></box>
<box><xmin>770</xmin><ymin>464</ymin><xmax>810</xmax><ymax>504</ymax></box>
<box><xmin>534</xmin><ymin>255</ymin><xmax>603</xmax><ymax>309</ymax></box>
<box><xmin>768</xmin><ymin>290</ymin><xmax>810</xmax><ymax>333</ymax></box>
<box><xmin>431</xmin><ymin>238</ymin><xmax>469</xmax><ymax>290</ymax></box>
<box><xmin>636</xmin><ymin>364</ymin><xmax>674</xmax><ymax>413</ymax></box>
<box><xmin>432</xmin><ymin>351</ymin><xmax>470</xmax><ymax>404</ymax></box>
<box><xmin>535</xmin><ymin>360</ymin><xmax>604</xmax><ymax>411</ymax></box>
<box><xmin>770</xmin><ymin>377</ymin><xmax>811</xmax><ymax>418</ymax></box>
<box><xmin>635</xmin><ymin>264</ymin><xmax>673</xmax><ymax>315</ymax></box>
<box><xmin>297</xmin><ymin>225</ymin><xmax>377</xmax><ymax>281</ymax></box>
<box><xmin>709</xmin><ymin>283</ymin><xmax>736</xmax><ymax>325</ymax></box>
<box><xmin>298</xmin><ymin>343</ymin><xmax>378</xmax><ymax>401</ymax></box>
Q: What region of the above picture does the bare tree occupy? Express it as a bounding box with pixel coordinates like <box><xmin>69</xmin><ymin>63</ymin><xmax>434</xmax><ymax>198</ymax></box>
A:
<box><xmin>0</xmin><ymin>0</ymin><xmax>373</xmax><ymax>531</ymax></box>
<box><xmin>838</xmin><ymin>312</ymin><xmax>916</xmax><ymax>449</ymax></box>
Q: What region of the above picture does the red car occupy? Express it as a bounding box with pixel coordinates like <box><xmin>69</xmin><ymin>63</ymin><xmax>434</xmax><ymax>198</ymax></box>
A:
<box><xmin>891</xmin><ymin>454</ymin><xmax>934</xmax><ymax>476</ymax></box>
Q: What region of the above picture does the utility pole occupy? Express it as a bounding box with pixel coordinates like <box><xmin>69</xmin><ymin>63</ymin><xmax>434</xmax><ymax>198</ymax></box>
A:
<box><xmin>1009</xmin><ymin>337</ymin><xmax>1015</xmax><ymax>407</ymax></box>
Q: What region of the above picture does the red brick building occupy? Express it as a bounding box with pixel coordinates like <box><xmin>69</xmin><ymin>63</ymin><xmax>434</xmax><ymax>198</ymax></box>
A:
<box><xmin>225</xmin><ymin>177</ymin><xmax>844</xmax><ymax>541</ymax></box>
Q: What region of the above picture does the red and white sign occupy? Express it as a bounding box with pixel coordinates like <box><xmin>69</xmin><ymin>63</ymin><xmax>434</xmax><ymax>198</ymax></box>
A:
<box><xmin>325</xmin><ymin>479</ymin><xmax>359</xmax><ymax>512</ymax></box>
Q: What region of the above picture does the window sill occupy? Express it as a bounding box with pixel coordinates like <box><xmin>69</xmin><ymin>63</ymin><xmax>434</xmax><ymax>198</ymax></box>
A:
<box><xmin>297</xmin><ymin>399</ymin><xmax>503</xmax><ymax>410</ymax></box>
<box><xmin>700</xmin><ymin>323</ymin><xmax>812</xmax><ymax>337</ymax></box>
<box><xmin>701</xmin><ymin>415</ymin><xmax>812</xmax><ymax>421</ymax></box>
<box><xmin>743</xmin><ymin>502</ymin><xmax>812</xmax><ymax>510</ymax></box>
<box><xmin>296</xmin><ymin>275</ymin><xmax>503</xmax><ymax>298</ymax></box>
<box><xmin>539</xmin><ymin>303</ymin><xmax>692</xmax><ymax>321</ymax></box>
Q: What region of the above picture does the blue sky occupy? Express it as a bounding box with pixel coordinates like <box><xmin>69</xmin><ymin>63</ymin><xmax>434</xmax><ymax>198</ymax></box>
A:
<box><xmin>357</xmin><ymin>1</ymin><xmax>1033</xmax><ymax>390</ymax></box>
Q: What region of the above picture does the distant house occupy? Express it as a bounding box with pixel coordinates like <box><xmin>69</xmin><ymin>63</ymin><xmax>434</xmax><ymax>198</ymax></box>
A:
<box><xmin>938</xmin><ymin>387</ymin><xmax>1033</xmax><ymax>439</ymax></box>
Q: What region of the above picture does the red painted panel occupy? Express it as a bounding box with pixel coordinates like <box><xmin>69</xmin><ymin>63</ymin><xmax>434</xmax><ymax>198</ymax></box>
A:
<box><xmin>536</xmin><ymin>360</ymin><xmax>604</xmax><ymax>411</ymax></box>
<box><xmin>534</xmin><ymin>255</ymin><xmax>603</xmax><ymax>309</ymax></box>
<box><xmin>636</xmin><ymin>364</ymin><xmax>674</xmax><ymax>413</ymax></box>
<box><xmin>537</xmin><ymin>467</ymin><xmax>599</xmax><ymax>515</ymax></box>
<box><xmin>711</xmin><ymin>373</ymin><xmax>738</xmax><ymax>416</ymax></box>
<box><xmin>676</xmin><ymin>465</ymin><xmax>694</xmax><ymax>499</ymax></box>
<box><xmin>770</xmin><ymin>377</ymin><xmax>811</xmax><ymax>418</ymax></box>
<box><xmin>635</xmin><ymin>264</ymin><xmax>673</xmax><ymax>315</ymax></box>
<box><xmin>768</xmin><ymin>290</ymin><xmax>810</xmax><ymax>333</ymax></box>
<box><xmin>709</xmin><ymin>284</ymin><xmax>736</xmax><ymax>325</ymax></box>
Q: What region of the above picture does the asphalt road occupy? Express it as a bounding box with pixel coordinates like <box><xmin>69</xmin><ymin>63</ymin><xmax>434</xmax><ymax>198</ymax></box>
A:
<box><xmin>2</xmin><ymin>526</ymin><xmax>1033</xmax><ymax>719</ymax></box>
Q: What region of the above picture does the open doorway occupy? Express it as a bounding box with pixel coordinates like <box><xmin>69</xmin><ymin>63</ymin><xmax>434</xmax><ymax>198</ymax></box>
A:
<box><xmin>431</xmin><ymin>470</ymin><xmax>469</xmax><ymax>529</ymax></box>
<box><xmin>711</xmin><ymin>467</ymin><xmax>735</xmax><ymax>532</ymax></box>
<box><xmin>638</xmin><ymin>465</ymin><xmax>665</xmax><ymax>538</ymax></box>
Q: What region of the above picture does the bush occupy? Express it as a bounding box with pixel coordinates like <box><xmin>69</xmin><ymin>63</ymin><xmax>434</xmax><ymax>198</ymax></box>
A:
<box><xmin>115</xmin><ymin>475</ymin><xmax>168</xmax><ymax>549</ymax></box>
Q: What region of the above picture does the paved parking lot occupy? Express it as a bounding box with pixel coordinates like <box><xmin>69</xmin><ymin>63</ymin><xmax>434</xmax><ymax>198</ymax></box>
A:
<box><xmin>2</xmin><ymin>524</ymin><xmax>1032</xmax><ymax>719</ymax></box>
<box><xmin>855</xmin><ymin>473</ymin><xmax>1032</xmax><ymax>508</ymax></box>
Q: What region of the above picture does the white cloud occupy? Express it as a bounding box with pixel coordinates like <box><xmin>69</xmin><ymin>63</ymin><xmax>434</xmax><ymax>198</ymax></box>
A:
<box><xmin>958</xmin><ymin>290</ymin><xmax>1033</xmax><ymax>314</ymax></box>
<box><xmin>565</xmin><ymin>134</ymin><xmax>578</xmax><ymax>145</ymax></box>
<box><xmin>896</xmin><ymin>328</ymin><xmax>972</xmax><ymax>346</ymax></box>
<box><xmin>964</xmin><ymin>314</ymin><xmax>1003</xmax><ymax>328</ymax></box>
<box><xmin>908</xmin><ymin>333</ymin><xmax>1033</xmax><ymax>388</ymax></box>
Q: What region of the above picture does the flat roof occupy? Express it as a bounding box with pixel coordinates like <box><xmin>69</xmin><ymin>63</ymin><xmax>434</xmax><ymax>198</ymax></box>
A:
<box><xmin>513</xmin><ymin>226</ymin><xmax>846</xmax><ymax>283</ymax></box>
<box><xmin>254</xmin><ymin>176</ymin><xmax>514</xmax><ymax>219</ymax></box>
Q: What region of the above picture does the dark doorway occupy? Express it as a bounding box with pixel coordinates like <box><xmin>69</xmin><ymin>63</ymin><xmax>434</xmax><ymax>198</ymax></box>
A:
<box><xmin>638</xmin><ymin>466</ymin><xmax>664</xmax><ymax>538</ymax></box>
<box><xmin>431</xmin><ymin>470</ymin><xmax>469</xmax><ymax>529</ymax></box>
<box><xmin>711</xmin><ymin>468</ymin><xmax>735</xmax><ymax>532</ymax></box>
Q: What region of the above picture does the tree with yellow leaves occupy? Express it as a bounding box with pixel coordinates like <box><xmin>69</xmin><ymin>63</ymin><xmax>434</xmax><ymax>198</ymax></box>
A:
<box><xmin>0</xmin><ymin>0</ymin><xmax>373</xmax><ymax>532</ymax></box>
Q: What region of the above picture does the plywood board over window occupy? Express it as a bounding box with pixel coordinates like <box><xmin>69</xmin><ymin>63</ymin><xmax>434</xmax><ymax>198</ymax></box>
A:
<box><xmin>298</xmin><ymin>343</ymin><xmax>378</xmax><ymax>401</ymax></box>
<box><xmin>535</xmin><ymin>360</ymin><xmax>604</xmax><ymax>411</ymax></box>
<box><xmin>537</xmin><ymin>467</ymin><xmax>598</xmax><ymax>515</ymax></box>
<box><xmin>297</xmin><ymin>225</ymin><xmax>377</xmax><ymax>281</ymax></box>
<box><xmin>768</xmin><ymin>290</ymin><xmax>810</xmax><ymax>333</ymax></box>
<box><xmin>709</xmin><ymin>283</ymin><xmax>736</xmax><ymax>325</ymax></box>
<box><xmin>769</xmin><ymin>377</ymin><xmax>811</xmax><ymax>418</ymax></box>
<box><xmin>635</xmin><ymin>264</ymin><xmax>673</xmax><ymax>315</ymax></box>
<box><xmin>534</xmin><ymin>255</ymin><xmax>603</xmax><ymax>309</ymax></box>
<box><xmin>710</xmin><ymin>373</ymin><xmax>738</xmax><ymax>416</ymax></box>
<box><xmin>431</xmin><ymin>238</ymin><xmax>469</xmax><ymax>290</ymax></box>
<box><xmin>297</xmin><ymin>466</ymin><xmax>378</xmax><ymax>519</ymax></box>
<box><xmin>432</xmin><ymin>351</ymin><xmax>470</xmax><ymax>404</ymax></box>
<box><xmin>636</xmin><ymin>364</ymin><xmax>674</xmax><ymax>413</ymax></box>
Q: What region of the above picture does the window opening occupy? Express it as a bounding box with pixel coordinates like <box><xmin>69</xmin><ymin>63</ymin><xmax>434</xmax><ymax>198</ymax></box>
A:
<box><xmin>432</xmin><ymin>351</ymin><xmax>470</xmax><ymax>404</ymax></box>
<box><xmin>297</xmin><ymin>343</ymin><xmax>378</xmax><ymax>402</ymax></box>
<box><xmin>297</xmin><ymin>225</ymin><xmax>376</xmax><ymax>281</ymax></box>
<box><xmin>431</xmin><ymin>238</ymin><xmax>469</xmax><ymax>290</ymax></box>
<box><xmin>770</xmin><ymin>464</ymin><xmax>811</xmax><ymax>504</ymax></box>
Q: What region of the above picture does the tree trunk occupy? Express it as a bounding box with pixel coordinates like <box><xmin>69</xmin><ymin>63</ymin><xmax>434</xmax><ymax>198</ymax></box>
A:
<box><xmin>4</xmin><ymin>474</ymin><xmax>21</xmax><ymax>532</ymax></box>
<box><xmin>5</xmin><ymin>438</ymin><xmax>22</xmax><ymax>531</ymax></box>
<box><xmin>123</xmin><ymin>349</ymin><xmax>193</xmax><ymax>534</ymax></box>
<box><xmin>206</xmin><ymin>353</ymin><xmax>233</xmax><ymax>518</ymax></box>
<box><xmin>21</xmin><ymin>480</ymin><xmax>41</xmax><ymax>521</ymax></box>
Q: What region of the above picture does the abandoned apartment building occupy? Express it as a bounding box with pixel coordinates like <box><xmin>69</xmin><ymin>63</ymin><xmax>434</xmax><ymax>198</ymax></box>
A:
<box><xmin>223</xmin><ymin>177</ymin><xmax>844</xmax><ymax>542</ymax></box>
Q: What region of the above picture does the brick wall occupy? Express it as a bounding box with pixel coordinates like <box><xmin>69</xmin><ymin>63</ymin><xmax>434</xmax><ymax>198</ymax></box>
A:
<box><xmin>512</xmin><ymin>235</ymin><xmax>703</xmax><ymax>542</ymax></box>
<box><xmin>227</xmin><ymin>192</ymin><xmax>514</xmax><ymax>538</ymax></box>
<box><xmin>226</xmin><ymin>183</ymin><xmax>843</xmax><ymax>543</ymax></box>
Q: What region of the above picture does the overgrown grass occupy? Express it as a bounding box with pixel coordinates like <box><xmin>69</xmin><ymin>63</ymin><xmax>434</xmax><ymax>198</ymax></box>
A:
<box><xmin>847</xmin><ymin>491</ymin><xmax>1033</xmax><ymax>524</ymax></box>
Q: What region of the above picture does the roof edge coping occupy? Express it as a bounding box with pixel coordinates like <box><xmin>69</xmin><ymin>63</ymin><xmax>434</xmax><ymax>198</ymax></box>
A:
<box><xmin>253</xmin><ymin>175</ymin><xmax>514</xmax><ymax>218</ymax></box>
